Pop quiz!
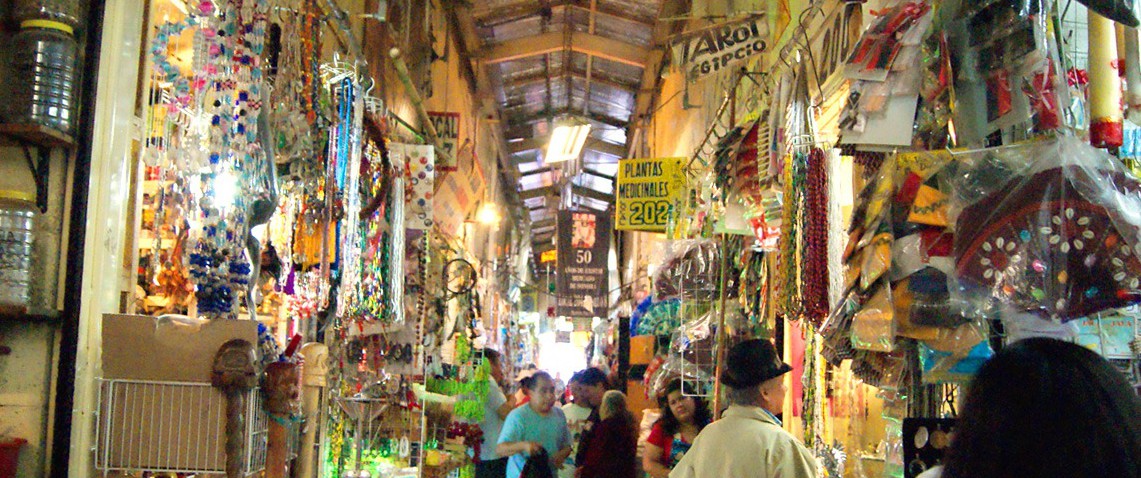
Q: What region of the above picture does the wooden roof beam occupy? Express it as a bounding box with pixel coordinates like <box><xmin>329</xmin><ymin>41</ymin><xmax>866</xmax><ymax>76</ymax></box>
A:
<box><xmin>503</xmin><ymin>71</ymin><xmax>638</xmax><ymax>93</ymax></box>
<box><xmin>481</xmin><ymin>31</ymin><xmax>648</xmax><ymax>67</ymax></box>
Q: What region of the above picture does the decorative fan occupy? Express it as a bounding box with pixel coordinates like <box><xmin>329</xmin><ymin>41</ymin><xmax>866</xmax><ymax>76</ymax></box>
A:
<box><xmin>955</xmin><ymin>166</ymin><xmax>1141</xmax><ymax>321</ymax></box>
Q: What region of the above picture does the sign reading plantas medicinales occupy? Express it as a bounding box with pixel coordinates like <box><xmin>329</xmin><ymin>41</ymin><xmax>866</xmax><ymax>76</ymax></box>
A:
<box><xmin>616</xmin><ymin>157</ymin><xmax>686</xmax><ymax>232</ymax></box>
<box><xmin>556</xmin><ymin>210</ymin><xmax>610</xmax><ymax>318</ymax></box>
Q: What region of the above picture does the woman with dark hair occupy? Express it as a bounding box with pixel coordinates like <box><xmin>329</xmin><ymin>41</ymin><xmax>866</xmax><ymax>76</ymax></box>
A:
<box><xmin>498</xmin><ymin>371</ymin><xmax>573</xmax><ymax>478</ymax></box>
<box><xmin>642</xmin><ymin>379</ymin><xmax>712</xmax><ymax>478</ymax></box>
<box><xmin>928</xmin><ymin>337</ymin><xmax>1141</xmax><ymax>478</ymax></box>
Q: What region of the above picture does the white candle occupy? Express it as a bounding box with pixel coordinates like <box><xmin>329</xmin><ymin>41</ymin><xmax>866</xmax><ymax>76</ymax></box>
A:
<box><xmin>1090</xmin><ymin>11</ymin><xmax>1124</xmax><ymax>148</ymax></box>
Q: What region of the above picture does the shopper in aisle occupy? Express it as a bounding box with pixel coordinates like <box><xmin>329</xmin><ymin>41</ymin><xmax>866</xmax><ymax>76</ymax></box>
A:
<box><xmin>577</xmin><ymin>390</ymin><xmax>638</xmax><ymax>478</ymax></box>
<box><xmin>643</xmin><ymin>379</ymin><xmax>712</xmax><ymax>478</ymax></box>
<box><xmin>514</xmin><ymin>366</ymin><xmax>538</xmax><ymax>407</ymax></box>
<box><xmin>568</xmin><ymin>367</ymin><xmax>608</xmax><ymax>469</ymax></box>
<box><xmin>919</xmin><ymin>337</ymin><xmax>1141</xmax><ymax>478</ymax></box>
<box><xmin>559</xmin><ymin>373</ymin><xmax>595</xmax><ymax>478</ymax></box>
<box><xmin>476</xmin><ymin>349</ymin><xmax>516</xmax><ymax>478</ymax></box>
<box><xmin>497</xmin><ymin>371</ymin><xmax>573</xmax><ymax>478</ymax></box>
<box><xmin>670</xmin><ymin>339</ymin><xmax>817</xmax><ymax>478</ymax></box>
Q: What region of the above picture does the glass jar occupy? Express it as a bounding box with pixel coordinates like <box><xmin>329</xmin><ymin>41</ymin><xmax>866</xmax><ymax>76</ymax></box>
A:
<box><xmin>6</xmin><ymin>20</ymin><xmax>78</xmax><ymax>134</ymax></box>
<box><xmin>12</xmin><ymin>0</ymin><xmax>81</xmax><ymax>29</ymax></box>
<box><xmin>0</xmin><ymin>190</ymin><xmax>36</xmax><ymax>308</ymax></box>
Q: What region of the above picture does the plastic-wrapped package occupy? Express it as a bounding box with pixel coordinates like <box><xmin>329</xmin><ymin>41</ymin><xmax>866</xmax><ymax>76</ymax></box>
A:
<box><xmin>821</xmin><ymin>291</ymin><xmax>860</xmax><ymax>365</ymax></box>
<box><xmin>845</xmin><ymin>1</ymin><xmax>934</xmax><ymax>82</ymax></box>
<box><xmin>851</xmin><ymin>283</ymin><xmax>897</xmax><ymax>352</ymax></box>
<box><xmin>892</xmin><ymin>278</ymin><xmax>941</xmax><ymax>340</ymax></box>
<box><xmin>999</xmin><ymin>303</ymin><xmax>1080</xmax><ymax>342</ymax></box>
<box><xmin>914</xmin><ymin>30</ymin><xmax>954</xmax><ymax>150</ymax></box>
<box><xmin>946</xmin><ymin>0</ymin><xmax>1068</xmax><ymax>145</ymax></box>
<box><xmin>918</xmin><ymin>320</ymin><xmax>995</xmax><ymax>383</ymax></box>
<box><xmin>948</xmin><ymin>137</ymin><xmax>1141</xmax><ymax>321</ymax></box>
<box><xmin>634</xmin><ymin>299</ymin><xmax>685</xmax><ymax>336</ymax></box>
<box><xmin>908</xmin><ymin>267</ymin><xmax>972</xmax><ymax>328</ymax></box>
<box><xmin>652</xmin><ymin>240</ymin><xmax>723</xmax><ymax>301</ymax></box>
<box><xmin>860</xmin><ymin>232</ymin><xmax>894</xmax><ymax>291</ymax></box>
<box><xmin>891</xmin><ymin>234</ymin><xmax>927</xmax><ymax>280</ymax></box>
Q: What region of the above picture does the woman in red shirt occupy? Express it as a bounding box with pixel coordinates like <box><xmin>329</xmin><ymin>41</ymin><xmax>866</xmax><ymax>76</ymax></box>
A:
<box><xmin>642</xmin><ymin>379</ymin><xmax>712</xmax><ymax>478</ymax></box>
<box><xmin>577</xmin><ymin>390</ymin><xmax>638</xmax><ymax>478</ymax></box>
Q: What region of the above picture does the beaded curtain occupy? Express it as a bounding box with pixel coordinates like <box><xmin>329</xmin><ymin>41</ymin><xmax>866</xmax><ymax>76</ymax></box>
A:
<box><xmin>145</xmin><ymin>0</ymin><xmax>275</xmax><ymax>320</ymax></box>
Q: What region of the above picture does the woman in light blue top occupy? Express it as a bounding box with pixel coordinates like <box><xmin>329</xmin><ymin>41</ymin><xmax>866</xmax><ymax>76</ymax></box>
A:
<box><xmin>496</xmin><ymin>371</ymin><xmax>572</xmax><ymax>478</ymax></box>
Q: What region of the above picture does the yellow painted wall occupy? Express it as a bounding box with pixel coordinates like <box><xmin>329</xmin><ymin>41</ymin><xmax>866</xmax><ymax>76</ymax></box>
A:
<box><xmin>635</xmin><ymin>2</ymin><xmax>888</xmax><ymax>475</ymax></box>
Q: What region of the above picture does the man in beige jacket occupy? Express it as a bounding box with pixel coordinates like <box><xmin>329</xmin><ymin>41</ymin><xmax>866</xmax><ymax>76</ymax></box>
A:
<box><xmin>669</xmin><ymin>339</ymin><xmax>818</xmax><ymax>478</ymax></box>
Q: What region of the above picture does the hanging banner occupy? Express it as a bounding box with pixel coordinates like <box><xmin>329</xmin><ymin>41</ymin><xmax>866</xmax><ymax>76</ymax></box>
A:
<box><xmin>435</xmin><ymin>153</ymin><xmax>483</xmax><ymax>236</ymax></box>
<box><xmin>616</xmin><ymin>157</ymin><xmax>687</xmax><ymax>231</ymax></box>
<box><xmin>428</xmin><ymin>111</ymin><xmax>460</xmax><ymax>171</ymax></box>
<box><xmin>556</xmin><ymin>210</ymin><xmax>610</xmax><ymax>318</ymax></box>
<box><xmin>671</xmin><ymin>15</ymin><xmax>770</xmax><ymax>81</ymax></box>
<box><xmin>391</xmin><ymin>143</ymin><xmax>435</xmax><ymax>230</ymax></box>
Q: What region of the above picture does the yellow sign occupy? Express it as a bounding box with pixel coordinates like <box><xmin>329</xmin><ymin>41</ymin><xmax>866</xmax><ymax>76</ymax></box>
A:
<box><xmin>540</xmin><ymin>249</ymin><xmax>557</xmax><ymax>263</ymax></box>
<box><xmin>616</xmin><ymin>157</ymin><xmax>687</xmax><ymax>231</ymax></box>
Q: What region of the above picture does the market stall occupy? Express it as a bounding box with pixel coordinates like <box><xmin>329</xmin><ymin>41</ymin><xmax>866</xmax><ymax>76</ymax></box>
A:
<box><xmin>85</xmin><ymin>1</ymin><xmax>526</xmax><ymax>478</ymax></box>
<box><xmin>630</xmin><ymin>1</ymin><xmax>1141</xmax><ymax>478</ymax></box>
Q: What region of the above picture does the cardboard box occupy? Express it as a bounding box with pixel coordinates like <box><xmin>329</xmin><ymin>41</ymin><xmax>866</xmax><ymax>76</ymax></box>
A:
<box><xmin>629</xmin><ymin>335</ymin><xmax>656</xmax><ymax>365</ymax></box>
<box><xmin>102</xmin><ymin>314</ymin><xmax>259</xmax><ymax>382</ymax></box>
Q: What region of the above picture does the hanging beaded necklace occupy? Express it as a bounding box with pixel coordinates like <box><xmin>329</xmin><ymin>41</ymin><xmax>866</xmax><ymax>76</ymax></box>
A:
<box><xmin>803</xmin><ymin>147</ymin><xmax>831</xmax><ymax>325</ymax></box>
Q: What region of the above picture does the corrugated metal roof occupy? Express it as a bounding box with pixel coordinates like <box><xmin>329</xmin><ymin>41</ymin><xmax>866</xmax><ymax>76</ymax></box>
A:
<box><xmin>573</xmin><ymin>173</ymin><xmax>614</xmax><ymax>194</ymax></box>
<box><xmin>575</xmin><ymin>195</ymin><xmax>612</xmax><ymax>212</ymax></box>
<box><xmin>471</xmin><ymin>0</ymin><xmax>662</xmax><ymax>238</ymax></box>
<box><xmin>524</xmin><ymin>197</ymin><xmax>547</xmax><ymax>209</ymax></box>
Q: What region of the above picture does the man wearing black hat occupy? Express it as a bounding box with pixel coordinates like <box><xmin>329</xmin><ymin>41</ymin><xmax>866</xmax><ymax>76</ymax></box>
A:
<box><xmin>669</xmin><ymin>339</ymin><xmax>818</xmax><ymax>478</ymax></box>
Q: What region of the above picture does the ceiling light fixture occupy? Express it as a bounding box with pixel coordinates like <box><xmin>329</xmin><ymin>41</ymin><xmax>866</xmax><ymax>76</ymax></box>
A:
<box><xmin>476</xmin><ymin>202</ymin><xmax>502</xmax><ymax>226</ymax></box>
<box><xmin>545</xmin><ymin>121</ymin><xmax>591</xmax><ymax>163</ymax></box>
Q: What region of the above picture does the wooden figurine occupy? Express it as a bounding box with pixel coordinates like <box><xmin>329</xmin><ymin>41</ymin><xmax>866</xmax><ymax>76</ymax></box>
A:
<box><xmin>211</xmin><ymin>339</ymin><xmax>258</xmax><ymax>478</ymax></box>
<box><xmin>298</xmin><ymin>343</ymin><xmax>329</xmax><ymax>478</ymax></box>
<box><xmin>264</xmin><ymin>361</ymin><xmax>301</xmax><ymax>478</ymax></box>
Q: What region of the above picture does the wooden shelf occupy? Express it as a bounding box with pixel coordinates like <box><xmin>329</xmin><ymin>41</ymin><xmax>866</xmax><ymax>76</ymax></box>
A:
<box><xmin>0</xmin><ymin>123</ymin><xmax>75</xmax><ymax>149</ymax></box>
<box><xmin>0</xmin><ymin>303</ymin><xmax>62</xmax><ymax>324</ymax></box>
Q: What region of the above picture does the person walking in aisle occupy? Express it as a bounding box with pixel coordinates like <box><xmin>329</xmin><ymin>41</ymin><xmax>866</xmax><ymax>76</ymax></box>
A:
<box><xmin>917</xmin><ymin>337</ymin><xmax>1141</xmax><ymax>478</ymax></box>
<box><xmin>670</xmin><ymin>339</ymin><xmax>817</xmax><ymax>478</ymax></box>
<box><xmin>497</xmin><ymin>371</ymin><xmax>573</xmax><ymax>478</ymax></box>
<box><xmin>567</xmin><ymin>367</ymin><xmax>608</xmax><ymax>470</ymax></box>
<box><xmin>475</xmin><ymin>349</ymin><xmax>516</xmax><ymax>478</ymax></box>
<box><xmin>643</xmin><ymin>379</ymin><xmax>712</xmax><ymax>478</ymax></box>
<box><xmin>559</xmin><ymin>373</ymin><xmax>594</xmax><ymax>478</ymax></box>
<box><xmin>577</xmin><ymin>390</ymin><xmax>638</xmax><ymax>478</ymax></box>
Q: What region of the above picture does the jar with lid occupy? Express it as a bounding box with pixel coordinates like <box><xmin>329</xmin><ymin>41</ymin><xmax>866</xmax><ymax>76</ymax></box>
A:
<box><xmin>0</xmin><ymin>190</ymin><xmax>36</xmax><ymax>308</ymax></box>
<box><xmin>13</xmin><ymin>0</ymin><xmax>82</xmax><ymax>30</ymax></box>
<box><xmin>5</xmin><ymin>20</ymin><xmax>78</xmax><ymax>134</ymax></box>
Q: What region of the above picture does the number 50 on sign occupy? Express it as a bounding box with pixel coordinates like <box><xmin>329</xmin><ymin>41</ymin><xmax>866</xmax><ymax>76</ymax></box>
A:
<box><xmin>616</xmin><ymin>157</ymin><xmax>686</xmax><ymax>232</ymax></box>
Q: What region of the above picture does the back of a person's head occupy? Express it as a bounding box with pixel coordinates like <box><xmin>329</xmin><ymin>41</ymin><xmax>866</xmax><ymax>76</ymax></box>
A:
<box><xmin>601</xmin><ymin>390</ymin><xmax>636</xmax><ymax>430</ymax></box>
<box><xmin>945</xmin><ymin>338</ymin><xmax>1141</xmax><ymax>478</ymax></box>
<box><xmin>481</xmin><ymin>348</ymin><xmax>501</xmax><ymax>364</ymax></box>
<box><xmin>600</xmin><ymin>390</ymin><xmax>627</xmax><ymax>419</ymax></box>
<box><xmin>576</xmin><ymin>367</ymin><xmax>608</xmax><ymax>387</ymax></box>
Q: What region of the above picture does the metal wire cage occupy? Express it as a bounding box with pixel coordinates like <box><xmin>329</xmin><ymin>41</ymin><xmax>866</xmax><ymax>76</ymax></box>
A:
<box><xmin>95</xmin><ymin>379</ymin><xmax>297</xmax><ymax>476</ymax></box>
